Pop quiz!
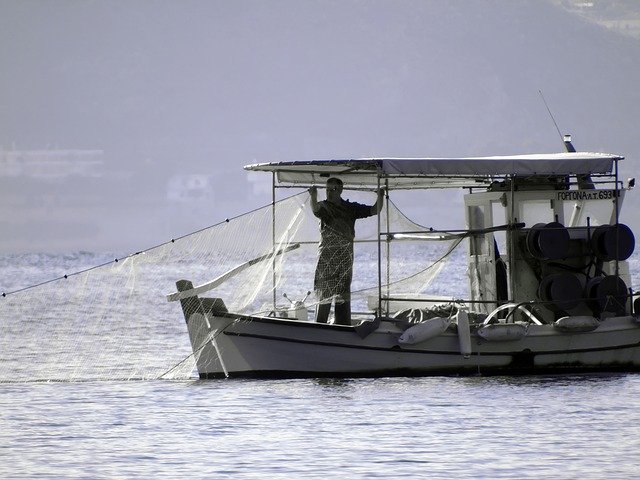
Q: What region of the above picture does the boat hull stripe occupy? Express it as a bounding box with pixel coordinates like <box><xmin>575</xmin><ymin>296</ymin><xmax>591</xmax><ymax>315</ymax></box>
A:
<box><xmin>223</xmin><ymin>331</ymin><xmax>640</xmax><ymax>357</ymax></box>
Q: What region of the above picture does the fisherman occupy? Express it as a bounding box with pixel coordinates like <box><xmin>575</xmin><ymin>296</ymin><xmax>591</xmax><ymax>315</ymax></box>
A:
<box><xmin>309</xmin><ymin>178</ymin><xmax>385</xmax><ymax>325</ymax></box>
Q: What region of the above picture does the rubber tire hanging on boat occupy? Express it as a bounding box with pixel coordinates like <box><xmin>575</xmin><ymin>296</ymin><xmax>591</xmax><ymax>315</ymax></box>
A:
<box><xmin>526</xmin><ymin>222</ymin><xmax>570</xmax><ymax>260</ymax></box>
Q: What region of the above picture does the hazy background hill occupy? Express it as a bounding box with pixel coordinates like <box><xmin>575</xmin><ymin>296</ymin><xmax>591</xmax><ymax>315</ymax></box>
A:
<box><xmin>1</xmin><ymin>0</ymin><xmax>638</xmax><ymax>253</ymax></box>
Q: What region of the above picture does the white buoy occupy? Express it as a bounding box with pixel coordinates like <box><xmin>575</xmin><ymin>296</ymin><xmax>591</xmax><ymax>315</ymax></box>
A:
<box><xmin>477</xmin><ymin>323</ymin><xmax>527</xmax><ymax>341</ymax></box>
<box><xmin>398</xmin><ymin>317</ymin><xmax>450</xmax><ymax>345</ymax></box>
<box><xmin>554</xmin><ymin>316</ymin><xmax>599</xmax><ymax>332</ymax></box>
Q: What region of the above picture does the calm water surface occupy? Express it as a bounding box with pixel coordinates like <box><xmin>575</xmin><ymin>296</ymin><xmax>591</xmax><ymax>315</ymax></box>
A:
<box><xmin>2</xmin><ymin>375</ymin><xmax>640</xmax><ymax>479</ymax></box>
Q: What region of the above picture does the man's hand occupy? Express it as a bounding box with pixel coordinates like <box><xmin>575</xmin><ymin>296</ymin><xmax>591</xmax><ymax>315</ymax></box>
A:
<box><xmin>309</xmin><ymin>186</ymin><xmax>321</xmax><ymax>213</ymax></box>
<box><xmin>371</xmin><ymin>187</ymin><xmax>386</xmax><ymax>215</ymax></box>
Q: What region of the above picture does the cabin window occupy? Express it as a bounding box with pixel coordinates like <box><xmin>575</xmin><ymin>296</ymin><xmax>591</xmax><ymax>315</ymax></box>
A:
<box><xmin>520</xmin><ymin>200</ymin><xmax>555</xmax><ymax>225</ymax></box>
<box><xmin>561</xmin><ymin>197</ymin><xmax>618</xmax><ymax>227</ymax></box>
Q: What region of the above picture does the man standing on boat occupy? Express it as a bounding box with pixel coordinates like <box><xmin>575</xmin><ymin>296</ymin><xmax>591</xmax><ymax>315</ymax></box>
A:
<box><xmin>309</xmin><ymin>178</ymin><xmax>385</xmax><ymax>325</ymax></box>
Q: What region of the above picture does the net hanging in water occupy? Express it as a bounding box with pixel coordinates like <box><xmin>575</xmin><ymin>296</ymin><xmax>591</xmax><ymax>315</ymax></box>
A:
<box><xmin>0</xmin><ymin>192</ymin><xmax>465</xmax><ymax>382</ymax></box>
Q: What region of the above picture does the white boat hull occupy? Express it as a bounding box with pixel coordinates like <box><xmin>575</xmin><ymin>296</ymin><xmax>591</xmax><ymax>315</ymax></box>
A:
<box><xmin>185</xmin><ymin>307</ymin><xmax>640</xmax><ymax>378</ymax></box>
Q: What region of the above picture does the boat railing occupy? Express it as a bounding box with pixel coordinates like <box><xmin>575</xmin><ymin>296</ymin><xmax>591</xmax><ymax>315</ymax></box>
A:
<box><xmin>482</xmin><ymin>302</ymin><xmax>544</xmax><ymax>325</ymax></box>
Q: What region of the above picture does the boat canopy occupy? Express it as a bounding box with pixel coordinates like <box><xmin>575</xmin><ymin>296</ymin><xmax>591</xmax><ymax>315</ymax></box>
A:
<box><xmin>244</xmin><ymin>152</ymin><xmax>623</xmax><ymax>189</ymax></box>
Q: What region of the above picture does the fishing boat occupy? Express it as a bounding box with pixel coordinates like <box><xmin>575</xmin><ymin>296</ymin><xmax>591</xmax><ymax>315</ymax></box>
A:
<box><xmin>168</xmin><ymin>138</ymin><xmax>639</xmax><ymax>378</ymax></box>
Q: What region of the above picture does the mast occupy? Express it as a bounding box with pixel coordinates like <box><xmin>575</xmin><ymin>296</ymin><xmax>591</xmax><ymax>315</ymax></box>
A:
<box><xmin>272</xmin><ymin>171</ymin><xmax>277</xmax><ymax>309</ymax></box>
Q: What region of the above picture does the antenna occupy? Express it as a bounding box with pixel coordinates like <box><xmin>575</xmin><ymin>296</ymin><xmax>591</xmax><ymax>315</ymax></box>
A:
<box><xmin>538</xmin><ymin>90</ymin><xmax>576</xmax><ymax>153</ymax></box>
<box><xmin>539</xmin><ymin>91</ymin><xmax>593</xmax><ymax>188</ymax></box>
<box><xmin>539</xmin><ymin>90</ymin><xmax>564</xmax><ymax>144</ymax></box>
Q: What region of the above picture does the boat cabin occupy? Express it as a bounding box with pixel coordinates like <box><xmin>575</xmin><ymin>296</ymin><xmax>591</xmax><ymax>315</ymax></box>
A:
<box><xmin>246</xmin><ymin>151</ymin><xmax>635</xmax><ymax>324</ymax></box>
<box><xmin>465</xmin><ymin>170</ymin><xmax>633</xmax><ymax>323</ymax></box>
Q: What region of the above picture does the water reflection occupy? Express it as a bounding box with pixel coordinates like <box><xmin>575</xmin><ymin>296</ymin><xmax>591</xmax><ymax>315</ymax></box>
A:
<box><xmin>313</xmin><ymin>377</ymin><xmax>354</xmax><ymax>389</ymax></box>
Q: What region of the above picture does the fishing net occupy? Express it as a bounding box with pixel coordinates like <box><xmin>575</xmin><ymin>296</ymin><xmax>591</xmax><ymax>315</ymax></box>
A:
<box><xmin>0</xmin><ymin>191</ymin><xmax>467</xmax><ymax>382</ymax></box>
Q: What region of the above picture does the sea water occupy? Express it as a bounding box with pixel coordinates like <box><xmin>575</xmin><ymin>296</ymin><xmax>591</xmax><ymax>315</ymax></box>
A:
<box><xmin>1</xmin><ymin>252</ymin><xmax>640</xmax><ymax>479</ymax></box>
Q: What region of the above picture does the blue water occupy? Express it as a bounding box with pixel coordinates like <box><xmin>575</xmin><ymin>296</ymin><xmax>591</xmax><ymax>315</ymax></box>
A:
<box><xmin>2</xmin><ymin>252</ymin><xmax>640</xmax><ymax>478</ymax></box>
